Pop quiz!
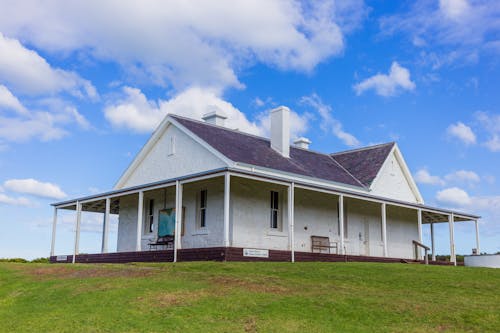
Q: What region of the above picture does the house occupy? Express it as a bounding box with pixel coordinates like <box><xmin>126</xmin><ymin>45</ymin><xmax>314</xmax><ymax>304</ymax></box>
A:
<box><xmin>49</xmin><ymin>106</ymin><xmax>481</xmax><ymax>264</ymax></box>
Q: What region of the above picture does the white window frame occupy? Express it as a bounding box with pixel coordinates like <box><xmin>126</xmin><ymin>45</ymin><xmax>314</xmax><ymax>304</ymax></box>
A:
<box><xmin>198</xmin><ymin>189</ymin><xmax>207</xmax><ymax>229</ymax></box>
<box><xmin>144</xmin><ymin>198</ymin><xmax>154</xmax><ymax>235</ymax></box>
<box><xmin>270</xmin><ymin>190</ymin><xmax>281</xmax><ymax>230</ymax></box>
<box><xmin>168</xmin><ymin>135</ymin><xmax>176</xmax><ymax>156</ymax></box>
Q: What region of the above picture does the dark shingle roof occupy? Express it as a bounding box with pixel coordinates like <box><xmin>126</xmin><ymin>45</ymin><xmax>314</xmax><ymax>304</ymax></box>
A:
<box><xmin>330</xmin><ymin>143</ymin><xmax>395</xmax><ymax>187</ymax></box>
<box><xmin>172</xmin><ymin>115</ymin><xmax>393</xmax><ymax>189</ymax></box>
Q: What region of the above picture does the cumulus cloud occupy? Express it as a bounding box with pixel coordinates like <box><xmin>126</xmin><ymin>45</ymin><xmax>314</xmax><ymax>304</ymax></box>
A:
<box><xmin>300</xmin><ymin>93</ymin><xmax>360</xmax><ymax>147</ymax></box>
<box><xmin>0</xmin><ymin>32</ymin><xmax>97</xmax><ymax>99</ymax></box>
<box><xmin>104</xmin><ymin>86</ymin><xmax>309</xmax><ymax>139</ymax></box>
<box><xmin>436</xmin><ymin>187</ymin><xmax>472</xmax><ymax>206</ymax></box>
<box><xmin>445</xmin><ymin>170</ymin><xmax>480</xmax><ymax>184</ymax></box>
<box><xmin>353</xmin><ymin>62</ymin><xmax>416</xmax><ymax>97</ymax></box>
<box><xmin>0</xmin><ymin>84</ymin><xmax>27</xmax><ymax>114</ymax></box>
<box><xmin>475</xmin><ymin>111</ymin><xmax>500</xmax><ymax>152</ymax></box>
<box><xmin>0</xmin><ymin>193</ymin><xmax>32</xmax><ymax>206</ymax></box>
<box><xmin>414</xmin><ymin>168</ymin><xmax>445</xmax><ymax>186</ymax></box>
<box><xmin>4</xmin><ymin>178</ymin><xmax>66</xmax><ymax>199</ymax></box>
<box><xmin>446</xmin><ymin>122</ymin><xmax>476</xmax><ymax>145</ymax></box>
<box><xmin>0</xmin><ymin>1</ymin><xmax>367</xmax><ymax>92</ymax></box>
<box><xmin>380</xmin><ymin>0</ymin><xmax>500</xmax><ymax>67</ymax></box>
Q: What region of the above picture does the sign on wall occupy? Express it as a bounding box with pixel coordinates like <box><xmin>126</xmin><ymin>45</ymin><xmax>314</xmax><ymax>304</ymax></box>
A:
<box><xmin>243</xmin><ymin>248</ymin><xmax>269</xmax><ymax>258</ymax></box>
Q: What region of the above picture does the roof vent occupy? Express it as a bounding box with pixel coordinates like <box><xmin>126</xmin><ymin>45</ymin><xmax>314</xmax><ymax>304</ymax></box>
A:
<box><xmin>294</xmin><ymin>137</ymin><xmax>311</xmax><ymax>149</ymax></box>
<box><xmin>202</xmin><ymin>107</ymin><xmax>227</xmax><ymax>126</ymax></box>
<box><xmin>270</xmin><ymin>106</ymin><xmax>290</xmax><ymax>158</ymax></box>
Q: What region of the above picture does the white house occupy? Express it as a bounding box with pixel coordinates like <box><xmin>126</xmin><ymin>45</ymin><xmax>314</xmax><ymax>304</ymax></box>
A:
<box><xmin>50</xmin><ymin>106</ymin><xmax>480</xmax><ymax>264</ymax></box>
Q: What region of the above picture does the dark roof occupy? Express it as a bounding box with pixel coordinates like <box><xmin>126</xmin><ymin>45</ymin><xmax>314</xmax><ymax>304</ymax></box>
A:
<box><xmin>330</xmin><ymin>143</ymin><xmax>395</xmax><ymax>187</ymax></box>
<box><xmin>172</xmin><ymin>115</ymin><xmax>394</xmax><ymax>189</ymax></box>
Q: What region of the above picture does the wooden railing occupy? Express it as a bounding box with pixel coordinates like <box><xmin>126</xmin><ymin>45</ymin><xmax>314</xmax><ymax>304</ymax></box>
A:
<box><xmin>412</xmin><ymin>240</ymin><xmax>431</xmax><ymax>265</ymax></box>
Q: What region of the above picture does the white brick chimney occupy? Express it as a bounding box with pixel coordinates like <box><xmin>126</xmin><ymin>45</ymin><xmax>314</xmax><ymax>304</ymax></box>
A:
<box><xmin>202</xmin><ymin>107</ymin><xmax>227</xmax><ymax>126</ymax></box>
<box><xmin>294</xmin><ymin>137</ymin><xmax>311</xmax><ymax>149</ymax></box>
<box><xmin>270</xmin><ymin>106</ymin><xmax>290</xmax><ymax>158</ymax></box>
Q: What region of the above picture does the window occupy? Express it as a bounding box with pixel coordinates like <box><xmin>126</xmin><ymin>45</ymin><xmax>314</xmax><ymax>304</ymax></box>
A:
<box><xmin>168</xmin><ymin>136</ymin><xmax>176</xmax><ymax>156</ymax></box>
<box><xmin>199</xmin><ymin>189</ymin><xmax>207</xmax><ymax>228</ymax></box>
<box><xmin>146</xmin><ymin>199</ymin><xmax>154</xmax><ymax>234</ymax></box>
<box><xmin>270</xmin><ymin>191</ymin><xmax>280</xmax><ymax>229</ymax></box>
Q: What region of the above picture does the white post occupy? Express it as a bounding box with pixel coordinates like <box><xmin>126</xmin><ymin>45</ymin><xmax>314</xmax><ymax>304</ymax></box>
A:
<box><xmin>338</xmin><ymin>195</ymin><xmax>344</xmax><ymax>255</ymax></box>
<box><xmin>50</xmin><ymin>207</ymin><xmax>58</xmax><ymax>257</ymax></box>
<box><xmin>475</xmin><ymin>220</ymin><xmax>480</xmax><ymax>254</ymax></box>
<box><xmin>288</xmin><ymin>182</ymin><xmax>295</xmax><ymax>262</ymax></box>
<box><xmin>72</xmin><ymin>201</ymin><xmax>82</xmax><ymax>264</ymax></box>
<box><xmin>174</xmin><ymin>181</ymin><xmax>183</xmax><ymax>262</ymax></box>
<box><xmin>223</xmin><ymin>173</ymin><xmax>230</xmax><ymax>247</ymax></box>
<box><xmin>101</xmin><ymin>197</ymin><xmax>110</xmax><ymax>253</ymax></box>
<box><xmin>449</xmin><ymin>213</ymin><xmax>456</xmax><ymax>266</ymax></box>
<box><xmin>381</xmin><ymin>202</ymin><xmax>388</xmax><ymax>257</ymax></box>
<box><xmin>136</xmin><ymin>191</ymin><xmax>144</xmax><ymax>252</ymax></box>
<box><xmin>417</xmin><ymin>209</ymin><xmax>423</xmax><ymax>260</ymax></box>
<box><xmin>431</xmin><ymin>222</ymin><xmax>436</xmax><ymax>261</ymax></box>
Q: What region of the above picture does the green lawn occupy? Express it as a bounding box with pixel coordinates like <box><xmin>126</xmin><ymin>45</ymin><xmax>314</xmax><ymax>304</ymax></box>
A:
<box><xmin>0</xmin><ymin>261</ymin><xmax>498</xmax><ymax>332</ymax></box>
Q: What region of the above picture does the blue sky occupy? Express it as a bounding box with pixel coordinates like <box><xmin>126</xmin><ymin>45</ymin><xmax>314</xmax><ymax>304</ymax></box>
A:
<box><xmin>0</xmin><ymin>0</ymin><xmax>499</xmax><ymax>259</ymax></box>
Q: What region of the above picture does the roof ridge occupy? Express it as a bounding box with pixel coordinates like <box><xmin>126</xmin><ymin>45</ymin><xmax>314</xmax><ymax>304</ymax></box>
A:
<box><xmin>327</xmin><ymin>155</ymin><xmax>367</xmax><ymax>189</ymax></box>
<box><xmin>330</xmin><ymin>142</ymin><xmax>395</xmax><ymax>156</ymax></box>
<box><xmin>171</xmin><ymin>113</ymin><xmax>347</xmax><ymax>159</ymax></box>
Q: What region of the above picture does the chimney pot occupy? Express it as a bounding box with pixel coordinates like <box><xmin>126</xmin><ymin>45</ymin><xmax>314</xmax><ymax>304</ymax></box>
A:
<box><xmin>270</xmin><ymin>106</ymin><xmax>290</xmax><ymax>158</ymax></box>
<box><xmin>294</xmin><ymin>137</ymin><xmax>311</xmax><ymax>149</ymax></box>
<box><xmin>202</xmin><ymin>107</ymin><xmax>227</xmax><ymax>126</ymax></box>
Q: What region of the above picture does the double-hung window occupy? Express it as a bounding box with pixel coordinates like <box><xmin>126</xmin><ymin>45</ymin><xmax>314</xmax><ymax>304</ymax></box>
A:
<box><xmin>199</xmin><ymin>189</ymin><xmax>207</xmax><ymax>228</ymax></box>
<box><xmin>146</xmin><ymin>199</ymin><xmax>154</xmax><ymax>234</ymax></box>
<box><xmin>270</xmin><ymin>191</ymin><xmax>280</xmax><ymax>229</ymax></box>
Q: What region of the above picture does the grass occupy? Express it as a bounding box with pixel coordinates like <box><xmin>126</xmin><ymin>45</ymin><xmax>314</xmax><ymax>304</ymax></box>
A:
<box><xmin>0</xmin><ymin>261</ymin><xmax>498</xmax><ymax>332</ymax></box>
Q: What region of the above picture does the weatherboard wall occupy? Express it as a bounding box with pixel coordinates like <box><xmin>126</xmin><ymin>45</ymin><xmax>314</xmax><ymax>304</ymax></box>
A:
<box><xmin>370</xmin><ymin>151</ymin><xmax>418</xmax><ymax>203</ymax></box>
<box><xmin>117</xmin><ymin>124</ymin><xmax>227</xmax><ymax>189</ymax></box>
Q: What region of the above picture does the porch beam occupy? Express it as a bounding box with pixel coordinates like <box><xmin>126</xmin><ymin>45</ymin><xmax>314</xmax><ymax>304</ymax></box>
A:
<box><xmin>223</xmin><ymin>173</ymin><xmax>231</xmax><ymax>247</ymax></box>
<box><xmin>101</xmin><ymin>197</ymin><xmax>110</xmax><ymax>253</ymax></box>
<box><xmin>288</xmin><ymin>182</ymin><xmax>295</xmax><ymax>262</ymax></box>
<box><xmin>431</xmin><ymin>222</ymin><xmax>436</xmax><ymax>261</ymax></box>
<box><xmin>136</xmin><ymin>191</ymin><xmax>144</xmax><ymax>252</ymax></box>
<box><xmin>381</xmin><ymin>202</ymin><xmax>388</xmax><ymax>257</ymax></box>
<box><xmin>174</xmin><ymin>180</ymin><xmax>183</xmax><ymax>262</ymax></box>
<box><xmin>475</xmin><ymin>220</ymin><xmax>481</xmax><ymax>254</ymax></box>
<box><xmin>449</xmin><ymin>213</ymin><xmax>456</xmax><ymax>265</ymax></box>
<box><xmin>338</xmin><ymin>195</ymin><xmax>345</xmax><ymax>255</ymax></box>
<box><xmin>417</xmin><ymin>209</ymin><xmax>423</xmax><ymax>260</ymax></box>
<box><xmin>72</xmin><ymin>201</ymin><xmax>82</xmax><ymax>264</ymax></box>
<box><xmin>50</xmin><ymin>207</ymin><xmax>58</xmax><ymax>257</ymax></box>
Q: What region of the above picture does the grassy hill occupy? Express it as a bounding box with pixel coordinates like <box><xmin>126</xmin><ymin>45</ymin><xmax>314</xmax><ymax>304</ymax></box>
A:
<box><xmin>0</xmin><ymin>261</ymin><xmax>498</xmax><ymax>332</ymax></box>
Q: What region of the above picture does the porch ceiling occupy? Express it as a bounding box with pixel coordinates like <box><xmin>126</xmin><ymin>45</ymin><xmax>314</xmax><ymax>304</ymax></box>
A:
<box><xmin>421</xmin><ymin>210</ymin><xmax>471</xmax><ymax>223</ymax></box>
<box><xmin>59</xmin><ymin>198</ymin><xmax>120</xmax><ymax>214</ymax></box>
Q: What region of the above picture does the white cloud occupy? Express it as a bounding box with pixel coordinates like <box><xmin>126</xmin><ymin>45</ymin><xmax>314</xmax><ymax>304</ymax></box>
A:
<box><xmin>104</xmin><ymin>86</ymin><xmax>309</xmax><ymax>139</ymax></box>
<box><xmin>445</xmin><ymin>170</ymin><xmax>480</xmax><ymax>183</ymax></box>
<box><xmin>380</xmin><ymin>0</ymin><xmax>500</xmax><ymax>66</ymax></box>
<box><xmin>300</xmin><ymin>93</ymin><xmax>360</xmax><ymax>147</ymax></box>
<box><xmin>414</xmin><ymin>168</ymin><xmax>445</xmax><ymax>186</ymax></box>
<box><xmin>0</xmin><ymin>32</ymin><xmax>96</xmax><ymax>98</ymax></box>
<box><xmin>446</xmin><ymin>122</ymin><xmax>476</xmax><ymax>145</ymax></box>
<box><xmin>475</xmin><ymin>111</ymin><xmax>500</xmax><ymax>152</ymax></box>
<box><xmin>353</xmin><ymin>62</ymin><xmax>416</xmax><ymax>97</ymax></box>
<box><xmin>0</xmin><ymin>193</ymin><xmax>32</xmax><ymax>206</ymax></box>
<box><xmin>436</xmin><ymin>187</ymin><xmax>472</xmax><ymax>206</ymax></box>
<box><xmin>439</xmin><ymin>0</ymin><xmax>470</xmax><ymax>20</ymax></box>
<box><xmin>0</xmin><ymin>84</ymin><xmax>27</xmax><ymax>114</ymax></box>
<box><xmin>0</xmin><ymin>1</ymin><xmax>367</xmax><ymax>92</ymax></box>
<box><xmin>4</xmin><ymin>178</ymin><xmax>66</xmax><ymax>199</ymax></box>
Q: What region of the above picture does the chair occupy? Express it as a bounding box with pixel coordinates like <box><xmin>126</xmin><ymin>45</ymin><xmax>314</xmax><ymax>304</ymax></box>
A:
<box><xmin>311</xmin><ymin>236</ymin><xmax>338</xmax><ymax>254</ymax></box>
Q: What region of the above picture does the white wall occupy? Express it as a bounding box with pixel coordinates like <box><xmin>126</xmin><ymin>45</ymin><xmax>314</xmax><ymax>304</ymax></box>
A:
<box><xmin>116</xmin><ymin>178</ymin><xmax>225</xmax><ymax>252</ymax></box>
<box><xmin>118</xmin><ymin>124</ymin><xmax>226</xmax><ymax>189</ymax></box>
<box><xmin>117</xmin><ymin>176</ymin><xmax>419</xmax><ymax>259</ymax></box>
<box><xmin>370</xmin><ymin>151</ymin><xmax>418</xmax><ymax>203</ymax></box>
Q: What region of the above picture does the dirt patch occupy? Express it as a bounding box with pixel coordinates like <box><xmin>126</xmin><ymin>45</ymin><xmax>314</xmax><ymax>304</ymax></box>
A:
<box><xmin>244</xmin><ymin>317</ymin><xmax>258</xmax><ymax>333</ymax></box>
<box><xmin>210</xmin><ymin>276</ymin><xmax>289</xmax><ymax>295</ymax></box>
<box><xmin>138</xmin><ymin>289</ymin><xmax>209</xmax><ymax>308</ymax></box>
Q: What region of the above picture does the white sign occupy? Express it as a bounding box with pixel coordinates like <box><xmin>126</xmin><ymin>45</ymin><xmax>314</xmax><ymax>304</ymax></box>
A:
<box><xmin>56</xmin><ymin>255</ymin><xmax>68</xmax><ymax>261</ymax></box>
<box><xmin>243</xmin><ymin>248</ymin><xmax>269</xmax><ymax>258</ymax></box>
